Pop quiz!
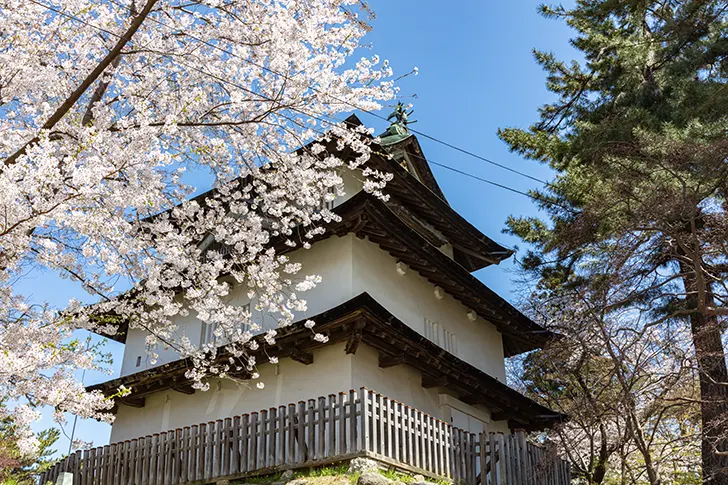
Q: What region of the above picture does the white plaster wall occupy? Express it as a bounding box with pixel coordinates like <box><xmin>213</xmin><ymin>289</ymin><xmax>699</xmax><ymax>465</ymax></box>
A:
<box><xmin>350</xmin><ymin>236</ymin><xmax>507</xmax><ymax>381</ymax></box>
<box><xmin>352</xmin><ymin>344</ymin><xmax>510</xmax><ymax>435</ymax></box>
<box><xmin>337</xmin><ymin>168</ymin><xmax>364</xmax><ymax>205</ymax></box>
<box><xmin>121</xmin><ymin>235</ymin><xmax>506</xmax><ymax>382</ymax></box>
<box><xmin>112</xmin><ymin>341</ymin><xmax>509</xmax><ymax>444</ymax></box>
<box><xmin>352</xmin><ymin>344</ymin><xmax>442</xmax><ymax>417</ymax></box>
<box><xmin>112</xmin><ymin>343</ymin><xmax>354</xmax><ymax>443</ymax></box>
<box><xmin>120</xmin><ymin>235</ymin><xmax>355</xmax><ymax>377</ymax></box>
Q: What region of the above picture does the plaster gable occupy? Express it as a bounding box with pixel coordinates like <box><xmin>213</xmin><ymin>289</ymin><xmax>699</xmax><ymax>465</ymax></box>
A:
<box><xmin>121</xmin><ymin>235</ymin><xmax>356</xmax><ymax>377</ymax></box>
<box><xmin>349</xmin><ymin>236</ymin><xmax>506</xmax><ymax>381</ymax></box>
<box><xmin>121</xmin><ymin>232</ymin><xmax>507</xmax><ymax>381</ymax></box>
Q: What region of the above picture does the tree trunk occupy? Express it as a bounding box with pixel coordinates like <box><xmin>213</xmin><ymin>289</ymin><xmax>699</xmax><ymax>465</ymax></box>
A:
<box><xmin>681</xmin><ymin>267</ymin><xmax>728</xmax><ymax>484</ymax></box>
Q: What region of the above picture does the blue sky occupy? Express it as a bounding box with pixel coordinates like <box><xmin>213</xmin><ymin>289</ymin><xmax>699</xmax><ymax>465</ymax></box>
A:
<box><xmin>25</xmin><ymin>1</ymin><xmax>577</xmax><ymax>457</ymax></box>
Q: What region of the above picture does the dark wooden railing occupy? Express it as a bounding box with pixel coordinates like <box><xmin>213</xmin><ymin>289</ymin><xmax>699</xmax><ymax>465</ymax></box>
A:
<box><xmin>40</xmin><ymin>388</ymin><xmax>570</xmax><ymax>485</ymax></box>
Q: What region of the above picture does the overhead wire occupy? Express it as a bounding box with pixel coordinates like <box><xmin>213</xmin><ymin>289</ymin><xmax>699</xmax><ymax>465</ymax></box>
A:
<box><xmin>24</xmin><ymin>0</ymin><xmax>566</xmax><ymax>211</ymax></box>
<box><xmin>100</xmin><ymin>0</ymin><xmax>552</xmax><ymax>187</ymax></box>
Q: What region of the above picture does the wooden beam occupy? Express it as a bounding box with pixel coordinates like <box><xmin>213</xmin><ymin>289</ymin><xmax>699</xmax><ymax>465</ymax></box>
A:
<box><xmin>351</xmin><ymin>215</ymin><xmax>369</xmax><ymax>235</ymax></box>
<box><xmin>459</xmin><ymin>395</ymin><xmax>482</xmax><ymax>406</ymax></box>
<box><xmin>421</xmin><ymin>375</ymin><xmax>449</xmax><ymax>389</ymax></box>
<box><xmin>491</xmin><ymin>412</ymin><xmax>514</xmax><ymax>422</ymax></box>
<box><xmin>345</xmin><ymin>320</ymin><xmax>366</xmax><ymax>355</ymax></box>
<box><xmin>121</xmin><ymin>397</ymin><xmax>145</xmax><ymax>408</ymax></box>
<box><xmin>171</xmin><ymin>383</ymin><xmax>196</xmax><ymax>395</ymax></box>
<box><xmin>288</xmin><ymin>348</ymin><xmax>314</xmax><ymax>365</ymax></box>
<box><xmin>378</xmin><ymin>353</ymin><xmax>407</xmax><ymax>368</ymax></box>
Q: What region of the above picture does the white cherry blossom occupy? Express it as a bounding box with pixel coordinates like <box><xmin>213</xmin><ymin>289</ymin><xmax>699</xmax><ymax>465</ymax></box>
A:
<box><xmin>0</xmin><ymin>0</ymin><xmax>396</xmax><ymax>456</ymax></box>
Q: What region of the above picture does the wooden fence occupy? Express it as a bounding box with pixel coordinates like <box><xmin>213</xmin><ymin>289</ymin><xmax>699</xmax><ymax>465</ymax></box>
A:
<box><xmin>40</xmin><ymin>388</ymin><xmax>570</xmax><ymax>485</ymax></box>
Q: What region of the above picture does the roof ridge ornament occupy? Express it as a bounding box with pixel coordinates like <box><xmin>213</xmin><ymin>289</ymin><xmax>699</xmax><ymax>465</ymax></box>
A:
<box><xmin>379</xmin><ymin>102</ymin><xmax>416</xmax><ymax>146</ymax></box>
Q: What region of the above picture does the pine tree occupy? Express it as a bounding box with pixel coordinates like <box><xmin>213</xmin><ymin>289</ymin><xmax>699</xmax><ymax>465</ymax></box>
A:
<box><xmin>0</xmin><ymin>413</ymin><xmax>59</xmax><ymax>484</ymax></box>
<box><xmin>499</xmin><ymin>1</ymin><xmax>728</xmax><ymax>482</ymax></box>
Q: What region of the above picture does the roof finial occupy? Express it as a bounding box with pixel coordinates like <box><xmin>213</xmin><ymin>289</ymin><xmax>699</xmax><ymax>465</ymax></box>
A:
<box><xmin>387</xmin><ymin>102</ymin><xmax>417</xmax><ymax>129</ymax></box>
<box><xmin>380</xmin><ymin>102</ymin><xmax>416</xmax><ymax>146</ymax></box>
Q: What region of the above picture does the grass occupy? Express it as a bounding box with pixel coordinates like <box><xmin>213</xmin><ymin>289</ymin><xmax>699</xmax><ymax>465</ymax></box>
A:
<box><xmin>231</xmin><ymin>463</ymin><xmax>355</xmax><ymax>485</ymax></box>
<box><xmin>303</xmin><ymin>465</ymin><xmax>351</xmax><ymax>478</ymax></box>
<box><xmin>231</xmin><ymin>462</ymin><xmax>450</xmax><ymax>485</ymax></box>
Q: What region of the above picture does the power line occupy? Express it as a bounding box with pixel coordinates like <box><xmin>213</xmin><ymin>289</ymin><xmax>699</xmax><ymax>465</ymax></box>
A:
<box><xmin>99</xmin><ymin>0</ymin><xmax>551</xmax><ymax>187</ymax></box>
<box><xmin>23</xmin><ymin>0</ymin><xmax>565</xmax><ymax>211</ymax></box>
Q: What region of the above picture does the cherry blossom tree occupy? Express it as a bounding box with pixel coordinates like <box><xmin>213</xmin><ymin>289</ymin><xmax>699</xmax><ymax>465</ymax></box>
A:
<box><xmin>0</xmin><ymin>0</ymin><xmax>397</xmax><ymax>456</ymax></box>
<box><xmin>511</xmin><ymin>282</ymin><xmax>701</xmax><ymax>484</ymax></box>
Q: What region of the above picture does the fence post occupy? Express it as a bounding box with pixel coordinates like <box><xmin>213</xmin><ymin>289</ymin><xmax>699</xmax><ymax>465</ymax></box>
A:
<box><xmin>327</xmin><ymin>395</ymin><xmax>336</xmax><ymax>459</ymax></box>
<box><xmin>317</xmin><ymin>397</ymin><xmax>326</xmax><ymax>459</ymax></box>
<box><xmin>349</xmin><ymin>389</ymin><xmax>357</xmax><ymax>453</ymax></box>
<box><xmin>40</xmin><ymin>391</ymin><xmax>571</xmax><ymax>485</ymax></box>
<box><xmin>358</xmin><ymin>388</ymin><xmax>368</xmax><ymax>453</ymax></box>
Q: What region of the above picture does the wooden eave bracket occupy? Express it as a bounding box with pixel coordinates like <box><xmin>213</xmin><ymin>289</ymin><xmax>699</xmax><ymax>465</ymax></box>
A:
<box><xmin>171</xmin><ymin>383</ymin><xmax>196</xmax><ymax>395</ymax></box>
<box><xmin>421</xmin><ymin>375</ymin><xmax>449</xmax><ymax>389</ymax></box>
<box><xmin>121</xmin><ymin>396</ymin><xmax>146</xmax><ymax>408</ymax></box>
<box><xmin>378</xmin><ymin>352</ymin><xmax>408</xmax><ymax>368</ymax></box>
<box><xmin>345</xmin><ymin>320</ymin><xmax>367</xmax><ymax>355</ymax></box>
<box><xmin>287</xmin><ymin>348</ymin><xmax>314</xmax><ymax>365</ymax></box>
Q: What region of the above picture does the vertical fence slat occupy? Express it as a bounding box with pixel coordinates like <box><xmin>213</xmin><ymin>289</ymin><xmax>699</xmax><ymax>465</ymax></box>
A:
<box><xmin>393</xmin><ymin>401</ymin><xmax>401</xmax><ymax>463</ymax></box>
<box><xmin>139</xmin><ymin>438</ymin><xmax>149</xmax><ymax>485</ymax></box>
<box><xmin>510</xmin><ymin>436</ymin><xmax>517</xmax><ymax>485</ymax></box>
<box><xmin>154</xmin><ymin>434</ymin><xmax>163</xmax><ymax>485</ymax></box>
<box><xmin>167</xmin><ymin>430</ymin><xmax>176</xmax><ymax>485</ymax></box>
<box><xmin>306</xmin><ymin>400</ymin><xmax>315</xmax><ymax>462</ymax></box>
<box><xmin>258</xmin><ymin>410</ymin><xmax>267</xmax><ymax>470</ymax></box>
<box><xmin>221</xmin><ymin>418</ymin><xmax>231</xmax><ymax>477</ymax></box>
<box><xmin>287</xmin><ymin>404</ymin><xmax>296</xmax><ymax>465</ymax></box>
<box><xmin>403</xmin><ymin>406</ymin><xmax>415</xmax><ymax>466</ymax></box>
<box><xmin>212</xmin><ymin>420</ymin><xmax>222</xmax><ymax>478</ymax></box>
<box><xmin>349</xmin><ymin>389</ymin><xmax>357</xmax><ymax>454</ymax></box>
<box><xmin>377</xmin><ymin>393</ymin><xmax>385</xmax><ymax>456</ymax></box>
<box><xmin>93</xmin><ymin>445</ymin><xmax>101</xmax><ymax>485</ymax></box>
<box><xmin>90</xmin><ymin>446</ymin><xmax>99</xmax><ymax>485</ymax></box>
<box><xmin>231</xmin><ymin>417</ymin><xmax>240</xmax><ymax>474</ymax></box>
<box><xmin>40</xmin><ymin>393</ymin><xmax>572</xmax><ymax>485</ymax></box>
<box><xmin>196</xmin><ymin>424</ymin><xmax>205</xmax><ymax>481</ymax></box>
<box><xmin>140</xmin><ymin>437</ymin><xmax>147</xmax><ymax>485</ymax></box>
<box><xmin>457</xmin><ymin>427</ymin><xmax>464</xmax><ymax>482</ymax></box>
<box><xmin>183</xmin><ymin>427</ymin><xmax>191</xmax><ymax>483</ymax></box>
<box><xmin>411</xmin><ymin>407</ymin><xmax>419</xmax><ymax>469</ymax></box>
<box><xmin>327</xmin><ymin>395</ymin><xmax>336</xmax><ymax>458</ymax></box>
<box><xmin>268</xmin><ymin>408</ymin><xmax>277</xmax><ymax>468</ymax></box>
<box><xmin>489</xmin><ymin>433</ymin><xmax>497</xmax><ymax>485</ymax></box>
<box><xmin>385</xmin><ymin>396</ymin><xmax>392</xmax><ymax>458</ymax></box>
<box><xmin>75</xmin><ymin>450</ymin><xmax>84</xmax><ymax>485</ymax></box>
<box><xmin>339</xmin><ymin>393</ymin><xmax>347</xmax><ymax>454</ymax></box>
<box><xmin>192</xmin><ymin>424</ymin><xmax>202</xmax><ymax>481</ymax></box>
<box><xmin>96</xmin><ymin>438</ymin><xmax>106</xmax><ymax>485</ymax></box>
<box><xmin>426</xmin><ymin>415</ymin><xmax>434</xmax><ymax>474</ymax></box>
<box><xmin>369</xmin><ymin>392</ymin><xmax>377</xmax><ymax>454</ymax></box>
<box><xmin>249</xmin><ymin>413</ymin><xmax>258</xmax><ymax>471</ymax></box>
<box><xmin>435</xmin><ymin>416</ymin><xmax>441</xmax><ymax>476</ymax></box>
<box><xmin>317</xmin><ymin>397</ymin><xmax>326</xmax><ymax>460</ymax></box>
<box><xmin>438</xmin><ymin>420</ymin><xmax>446</xmax><ymax>478</ymax></box>
<box><xmin>207</xmin><ymin>422</ymin><xmax>215</xmax><ymax>480</ymax></box>
<box><xmin>105</xmin><ymin>444</ymin><xmax>114</xmax><ymax>485</ymax></box>
<box><xmin>296</xmin><ymin>402</ymin><xmax>305</xmax><ymax>463</ymax></box>
<box><xmin>240</xmin><ymin>416</ymin><xmax>249</xmax><ymax>473</ymax></box>
<box><xmin>147</xmin><ymin>436</ymin><xmax>157</xmax><ymax>485</ymax></box>
<box><xmin>278</xmin><ymin>405</ymin><xmax>287</xmax><ymax>465</ymax></box>
<box><xmin>469</xmin><ymin>432</ymin><xmax>476</xmax><ymax>485</ymax></box>
<box><xmin>266</xmin><ymin>408</ymin><xmax>278</xmax><ymax>467</ymax></box>
<box><xmin>154</xmin><ymin>433</ymin><xmax>163</xmax><ymax>485</ymax></box>
<box><xmin>357</xmin><ymin>389</ymin><xmax>367</xmax><ymax>453</ymax></box>
<box><xmin>444</xmin><ymin>423</ymin><xmax>452</xmax><ymax>479</ymax></box>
